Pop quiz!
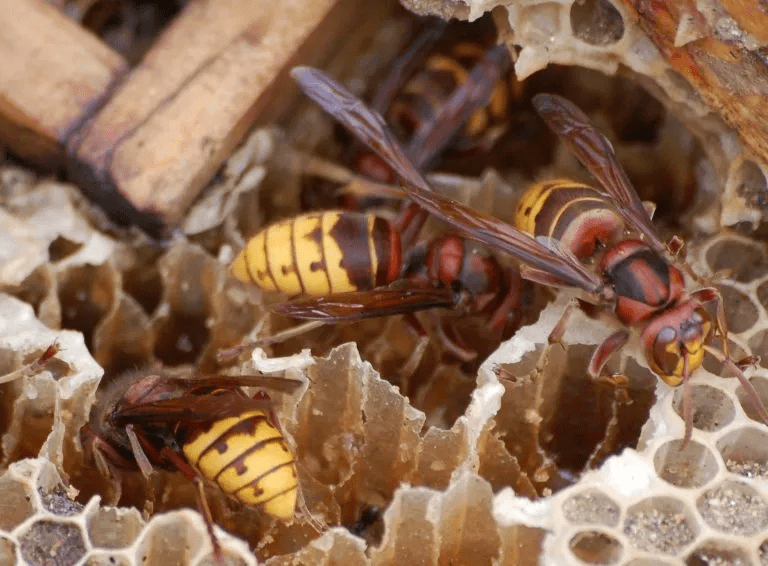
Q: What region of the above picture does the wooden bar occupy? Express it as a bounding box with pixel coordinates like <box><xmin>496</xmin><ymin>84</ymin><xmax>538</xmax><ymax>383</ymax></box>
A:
<box><xmin>0</xmin><ymin>0</ymin><xmax>127</xmax><ymax>169</ymax></box>
<box><xmin>69</xmin><ymin>0</ymin><xmax>393</xmax><ymax>236</ymax></box>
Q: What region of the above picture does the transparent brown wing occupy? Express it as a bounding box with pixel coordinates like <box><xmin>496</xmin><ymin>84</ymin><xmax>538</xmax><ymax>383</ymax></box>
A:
<box><xmin>292</xmin><ymin>67</ymin><xmax>603</xmax><ymax>295</ymax></box>
<box><xmin>532</xmin><ymin>93</ymin><xmax>666</xmax><ymax>253</ymax></box>
<box><xmin>405</xmin><ymin>43</ymin><xmax>512</xmax><ymax>170</ymax></box>
<box><xmin>383</xmin><ymin>35</ymin><xmax>511</xmax><ymax>246</ymax></box>
<box><xmin>370</xmin><ymin>20</ymin><xmax>448</xmax><ymax>114</ymax></box>
<box><xmin>113</xmin><ymin>390</ymin><xmax>275</xmax><ymax>425</ymax></box>
<box><xmin>275</xmin><ymin>285</ymin><xmax>458</xmax><ymax>321</ymax></box>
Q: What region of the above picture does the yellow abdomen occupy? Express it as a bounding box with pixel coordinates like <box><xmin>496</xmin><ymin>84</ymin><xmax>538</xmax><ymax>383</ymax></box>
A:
<box><xmin>182</xmin><ymin>409</ymin><xmax>298</xmax><ymax>520</ymax></box>
<box><xmin>515</xmin><ymin>180</ymin><xmax>624</xmax><ymax>260</ymax></box>
<box><xmin>230</xmin><ymin>211</ymin><xmax>401</xmax><ymax>296</ymax></box>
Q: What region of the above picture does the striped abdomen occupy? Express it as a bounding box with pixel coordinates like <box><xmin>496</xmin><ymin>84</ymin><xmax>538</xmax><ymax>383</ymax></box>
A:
<box><xmin>514</xmin><ymin>180</ymin><xmax>625</xmax><ymax>261</ymax></box>
<box><xmin>181</xmin><ymin>409</ymin><xmax>298</xmax><ymax>520</ymax></box>
<box><xmin>230</xmin><ymin>211</ymin><xmax>402</xmax><ymax>295</ymax></box>
<box><xmin>389</xmin><ymin>41</ymin><xmax>509</xmax><ymax>151</ymax></box>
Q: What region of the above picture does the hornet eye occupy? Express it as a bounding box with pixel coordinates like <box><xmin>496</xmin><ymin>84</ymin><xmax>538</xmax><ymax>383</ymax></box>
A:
<box><xmin>652</xmin><ymin>326</ymin><xmax>680</xmax><ymax>376</ymax></box>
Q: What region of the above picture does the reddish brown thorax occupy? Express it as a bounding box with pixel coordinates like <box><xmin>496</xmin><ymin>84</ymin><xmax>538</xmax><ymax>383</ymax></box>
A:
<box><xmin>599</xmin><ymin>240</ymin><xmax>686</xmax><ymax>325</ymax></box>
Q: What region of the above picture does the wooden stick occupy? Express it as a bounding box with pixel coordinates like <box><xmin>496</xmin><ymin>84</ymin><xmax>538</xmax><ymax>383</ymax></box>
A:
<box><xmin>69</xmin><ymin>0</ymin><xmax>395</xmax><ymax>235</ymax></box>
<box><xmin>0</xmin><ymin>0</ymin><xmax>126</xmax><ymax>169</ymax></box>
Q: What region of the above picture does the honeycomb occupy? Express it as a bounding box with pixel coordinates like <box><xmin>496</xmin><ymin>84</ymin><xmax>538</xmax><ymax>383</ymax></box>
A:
<box><xmin>492</xmin><ymin>236</ymin><xmax>768</xmax><ymax>563</ymax></box>
<box><xmin>2</xmin><ymin>0</ymin><xmax>768</xmax><ymax>565</ymax></box>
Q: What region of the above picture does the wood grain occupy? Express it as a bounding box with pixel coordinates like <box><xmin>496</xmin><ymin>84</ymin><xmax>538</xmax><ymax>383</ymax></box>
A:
<box><xmin>619</xmin><ymin>0</ymin><xmax>768</xmax><ymax>166</ymax></box>
<box><xmin>0</xmin><ymin>0</ymin><xmax>126</xmax><ymax>169</ymax></box>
